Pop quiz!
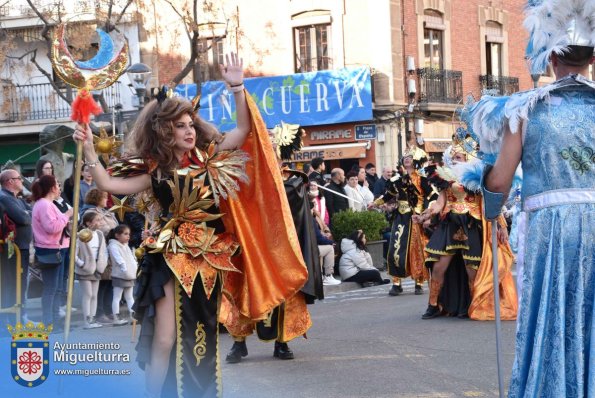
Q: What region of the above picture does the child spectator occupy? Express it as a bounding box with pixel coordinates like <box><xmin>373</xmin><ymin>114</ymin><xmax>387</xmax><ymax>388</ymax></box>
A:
<box><xmin>107</xmin><ymin>224</ymin><xmax>137</xmax><ymax>325</ymax></box>
<box><xmin>75</xmin><ymin>211</ymin><xmax>108</xmax><ymax>329</ymax></box>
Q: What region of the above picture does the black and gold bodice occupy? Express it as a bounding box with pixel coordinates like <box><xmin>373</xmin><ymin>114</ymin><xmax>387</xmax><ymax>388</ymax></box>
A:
<box><xmin>423</xmin><ymin>164</ymin><xmax>481</xmax><ymax>220</ymax></box>
<box><xmin>108</xmin><ymin>143</ymin><xmax>250</xmax><ymax>298</ymax></box>
<box><xmin>151</xmin><ymin>173</ymin><xmax>226</xmax><ymax>234</ymax></box>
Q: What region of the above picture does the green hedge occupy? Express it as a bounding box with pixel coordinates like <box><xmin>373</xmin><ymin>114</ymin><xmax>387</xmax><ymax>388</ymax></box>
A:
<box><xmin>330</xmin><ymin>210</ymin><xmax>388</xmax><ymax>242</ymax></box>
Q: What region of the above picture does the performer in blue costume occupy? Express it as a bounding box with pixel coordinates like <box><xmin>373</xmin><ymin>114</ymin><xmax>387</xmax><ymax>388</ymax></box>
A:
<box><xmin>475</xmin><ymin>1</ymin><xmax>595</xmax><ymax>396</ymax></box>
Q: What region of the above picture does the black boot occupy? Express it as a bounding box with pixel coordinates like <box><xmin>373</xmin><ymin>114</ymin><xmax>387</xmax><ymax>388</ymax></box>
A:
<box><xmin>273</xmin><ymin>341</ymin><xmax>294</xmax><ymax>360</ymax></box>
<box><xmin>225</xmin><ymin>341</ymin><xmax>248</xmax><ymax>364</ymax></box>
<box><xmin>421</xmin><ymin>304</ymin><xmax>441</xmax><ymax>320</ymax></box>
<box><xmin>414</xmin><ymin>284</ymin><xmax>423</xmax><ymax>295</ymax></box>
<box><xmin>388</xmin><ymin>284</ymin><xmax>403</xmax><ymax>296</ymax></box>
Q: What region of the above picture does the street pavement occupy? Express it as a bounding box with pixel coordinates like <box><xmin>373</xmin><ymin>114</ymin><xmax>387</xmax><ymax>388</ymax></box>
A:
<box><xmin>0</xmin><ymin>281</ymin><xmax>517</xmax><ymax>398</ymax></box>
<box><xmin>222</xmin><ymin>282</ymin><xmax>517</xmax><ymax>398</ymax></box>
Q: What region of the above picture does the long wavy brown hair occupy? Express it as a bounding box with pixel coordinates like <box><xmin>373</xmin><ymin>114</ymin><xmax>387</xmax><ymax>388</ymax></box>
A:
<box><xmin>129</xmin><ymin>97</ymin><xmax>222</xmax><ymax>172</ymax></box>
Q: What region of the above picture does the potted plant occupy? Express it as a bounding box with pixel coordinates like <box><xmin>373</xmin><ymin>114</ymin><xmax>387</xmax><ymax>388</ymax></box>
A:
<box><xmin>330</xmin><ymin>210</ymin><xmax>388</xmax><ymax>270</ymax></box>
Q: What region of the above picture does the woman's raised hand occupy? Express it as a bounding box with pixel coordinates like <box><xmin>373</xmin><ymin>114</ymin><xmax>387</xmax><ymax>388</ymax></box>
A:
<box><xmin>219</xmin><ymin>52</ymin><xmax>244</xmax><ymax>87</ymax></box>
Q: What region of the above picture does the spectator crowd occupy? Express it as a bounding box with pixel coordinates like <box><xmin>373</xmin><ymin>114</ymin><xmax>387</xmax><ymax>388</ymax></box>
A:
<box><xmin>0</xmin><ymin>159</ymin><xmax>141</xmax><ymax>333</ymax></box>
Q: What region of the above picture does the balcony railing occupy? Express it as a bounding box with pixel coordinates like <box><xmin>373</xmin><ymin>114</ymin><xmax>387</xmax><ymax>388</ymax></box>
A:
<box><xmin>416</xmin><ymin>68</ymin><xmax>463</xmax><ymax>104</ymax></box>
<box><xmin>1</xmin><ymin>82</ymin><xmax>121</xmax><ymax>122</ymax></box>
<box><xmin>479</xmin><ymin>75</ymin><xmax>519</xmax><ymax>96</ymax></box>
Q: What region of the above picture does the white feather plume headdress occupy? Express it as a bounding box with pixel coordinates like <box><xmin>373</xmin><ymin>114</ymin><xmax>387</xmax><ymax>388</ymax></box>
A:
<box><xmin>525</xmin><ymin>0</ymin><xmax>595</xmax><ymax>74</ymax></box>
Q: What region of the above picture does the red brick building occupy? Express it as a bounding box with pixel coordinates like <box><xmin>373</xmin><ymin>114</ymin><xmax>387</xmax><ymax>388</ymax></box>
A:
<box><xmin>393</xmin><ymin>0</ymin><xmax>537</xmax><ymax>157</ymax></box>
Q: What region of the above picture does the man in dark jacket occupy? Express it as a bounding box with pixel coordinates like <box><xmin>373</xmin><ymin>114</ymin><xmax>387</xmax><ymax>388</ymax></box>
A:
<box><xmin>0</xmin><ymin>169</ymin><xmax>32</xmax><ymax>324</ymax></box>
<box><xmin>364</xmin><ymin>163</ymin><xmax>378</xmax><ymax>189</ymax></box>
<box><xmin>308</xmin><ymin>157</ymin><xmax>326</xmax><ymax>186</ymax></box>
<box><xmin>324</xmin><ymin>168</ymin><xmax>348</xmax><ymax>224</ymax></box>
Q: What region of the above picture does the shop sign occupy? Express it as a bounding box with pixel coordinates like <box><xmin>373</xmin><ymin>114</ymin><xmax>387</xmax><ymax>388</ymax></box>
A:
<box><xmin>310</xmin><ymin>129</ymin><xmax>352</xmax><ymax>141</ymax></box>
<box><xmin>291</xmin><ymin>144</ymin><xmax>366</xmax><ymax>161</ymax></box>
<box><xmin>424</xmin><ymin>140</ymin><xmax>451</xmax><ymax>153</ymax></box>
<box><xmin>354</xmin><ymin>124</ymin><xmax>376</xmax><ymax>140</ymax></box>
<box><xmin>174</xmin><ymin>66</ymin><xmax>372</xmax><ymax>131</ymax></box>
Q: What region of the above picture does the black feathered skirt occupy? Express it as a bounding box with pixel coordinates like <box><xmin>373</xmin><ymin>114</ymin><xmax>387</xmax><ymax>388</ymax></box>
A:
<box><xmin>424</xmin><ymin>212</ymin><xmax>482</xmax><ymax>269</ymax></box>
<box><xmin>132</xmin><ymin>253</ymin><xmax>221</xmax><ymax>398</ymax></box>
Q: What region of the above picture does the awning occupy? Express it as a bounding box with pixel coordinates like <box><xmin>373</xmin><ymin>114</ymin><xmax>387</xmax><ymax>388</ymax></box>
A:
<box><xmin>291</xmin><ymin>142</ymin><xmax>368</xmax><ymax>161</ymax></box>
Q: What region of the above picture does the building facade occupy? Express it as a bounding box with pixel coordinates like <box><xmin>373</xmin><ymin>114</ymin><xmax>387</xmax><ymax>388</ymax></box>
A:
<box><xmin>2</xmin><ymin>0</ymin><xmax>592</xmax><ymax>177</ymax></box>
<box><xmin>152</xmin><ymin>0</ymin><xmax>537</xmax><ymax>169</ymax></box>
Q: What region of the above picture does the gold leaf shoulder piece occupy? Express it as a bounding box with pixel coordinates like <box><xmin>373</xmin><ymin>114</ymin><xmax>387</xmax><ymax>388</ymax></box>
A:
<box><xmin>108</xmin><ymin>157</ymin><xmax>157</xmax><ymax>178</ymax></box>
<box><xmin>205</xmin><ymin>149</ymin><xmax>250</xmax><ymax>206</ymax></box>
<box><xmin>184</xmin><ymin>145</ymin><xmax>250</xmax><ymax>206</ymax></box>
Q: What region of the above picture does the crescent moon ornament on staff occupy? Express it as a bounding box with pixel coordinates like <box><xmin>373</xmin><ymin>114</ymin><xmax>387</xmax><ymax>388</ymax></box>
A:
<box><xmin>51</xmin><ymin>24</ymin><xmax>129</xmax><ymax>93</ymax></box>
<box><xmin>50</xmin><ymin>23</ymin><xmax>129</xmax><ymax>342</ymax></box>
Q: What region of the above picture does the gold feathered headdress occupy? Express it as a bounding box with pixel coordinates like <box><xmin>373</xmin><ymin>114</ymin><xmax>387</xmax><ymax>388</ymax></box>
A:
<box><xmin>270</xmin><ymin>121</ymin><xmax>304</xmax><ymax>161</ymax></box>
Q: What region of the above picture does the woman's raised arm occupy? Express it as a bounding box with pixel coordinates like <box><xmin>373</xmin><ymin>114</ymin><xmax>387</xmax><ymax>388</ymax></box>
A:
<box><xmin>216</xmin><ymin>53</ymin><xmax>251</xmax><ymax>152</ymax></box>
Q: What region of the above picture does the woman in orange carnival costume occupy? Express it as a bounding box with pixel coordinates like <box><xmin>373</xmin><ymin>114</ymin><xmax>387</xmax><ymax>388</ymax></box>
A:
<box><xmin>73</xmin><ymin>53</ymin><xmax>308</xmax><ymax>398</ymax></box>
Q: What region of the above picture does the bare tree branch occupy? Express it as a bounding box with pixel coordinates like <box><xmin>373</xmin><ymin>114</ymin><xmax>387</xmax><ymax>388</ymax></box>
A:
<box><xmin>114</xmin><ymin>0</ymin><xmax>134</xmax><ymax>26</ymax></box>
<box><xmin>169</xmin><ymin>30</ymin><xmax>198</xmax><ymax>86</ymax></box>
<box><xmin>25</xmin><ymin>0</ymin><xmax>49</xmax><ymax>26</ymax></box>
<box><xmin>167</xmin><ymin>0</ymin><xmax>205</xmax><ymax>86</ymax></box>
<box><xmin>25</xmin><ymin>0</ymin><xmax>53</xmax><ymax>41</ymax></box>
<box><xmin>105</xmin><ymin>0</ymin><xmax>114</xmax><ymax>31</ymax></box>
<box><xmin>20</xmin><ymin>0</ymin><xmax>70</xmax><ymax>102</ymax></box>
<box><xmin>163</xmin><ymin>0</ymin><xmax>192</xmax><ymax>42</ymax></box>
<box><xmin>30</xmin><ymin>53</ymin><xmax>71</xmax><ymax>104</ymax></box>
<box><xmin>7</xmin><ymin>49</ymin><xmax>71</xmax><ymax>104</ymax></box>
<box><xmin>6</xmin><ymin>50</ymin><xmax>37</xmax><ymax>61</ymax></box>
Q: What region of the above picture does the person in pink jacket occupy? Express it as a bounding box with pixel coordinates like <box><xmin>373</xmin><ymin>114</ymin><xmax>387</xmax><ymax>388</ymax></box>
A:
<box><xmin>31</xmin><ymin>175</ymin><xmax>73</xmax><ymax>331</ymax></box>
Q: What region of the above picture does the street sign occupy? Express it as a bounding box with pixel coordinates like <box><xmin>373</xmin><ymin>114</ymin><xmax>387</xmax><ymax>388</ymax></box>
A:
<box><xmin>354</xmin><ymin>124</ymin><xmax>377</xmax><ymax>140</ymax></box>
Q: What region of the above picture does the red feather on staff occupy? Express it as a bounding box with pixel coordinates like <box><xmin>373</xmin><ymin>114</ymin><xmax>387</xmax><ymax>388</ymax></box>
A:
<box><xmin>71</xmin><ymin>88</ymin><xmax>103</xmax><ymax>124</ymax></box>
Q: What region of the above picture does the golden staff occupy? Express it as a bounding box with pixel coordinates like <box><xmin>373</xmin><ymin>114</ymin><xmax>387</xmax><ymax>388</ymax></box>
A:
<box><xmin>64</xmin><ymin>141</ymin><xmax>83</xmax><ymax>341</ymax></box>
<box><xmin>49</xmin><ymin>22</ymin><xmax>129</xmax><ymax>341</ymax></box>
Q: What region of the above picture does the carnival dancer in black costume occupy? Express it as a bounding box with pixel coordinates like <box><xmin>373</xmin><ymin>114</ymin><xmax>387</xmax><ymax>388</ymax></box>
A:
<box><xmin>74</xmin><ymin>53</ymin><xmax>308</xmax><ymax>398</ymax></box>
<box><xmin>370</xmin><ymin>147</ymin><xmax>437</xmax><ymax>296</ymax></box>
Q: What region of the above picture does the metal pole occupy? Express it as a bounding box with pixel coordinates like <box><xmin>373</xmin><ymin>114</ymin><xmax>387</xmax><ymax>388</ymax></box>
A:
<box><xmin>492</xmin><ymin>221</ymin><xmax>505</xmax><ymax>398</ymax></box>
<box><xmin>311</xmin><ymin>182</ymin><xmax>363</xmax><ymax>204</ymax></box>
<box><xmin>64</xmin><ymin>140</ymin><xmax>84</xmax><ymax>341</ymax></box>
